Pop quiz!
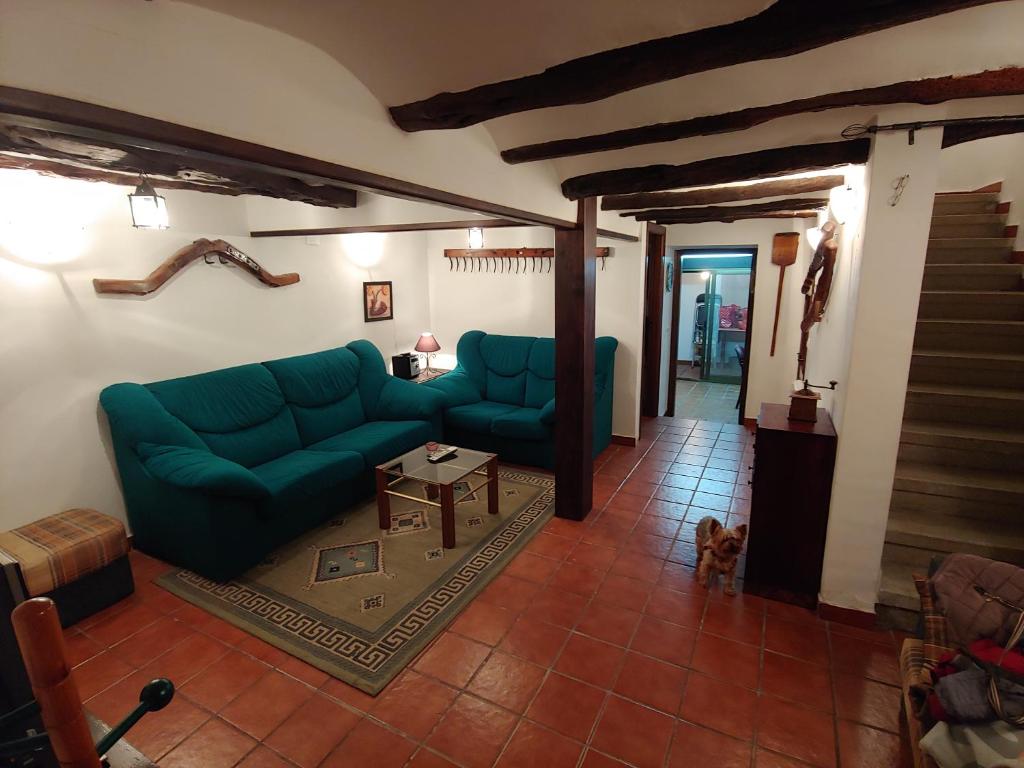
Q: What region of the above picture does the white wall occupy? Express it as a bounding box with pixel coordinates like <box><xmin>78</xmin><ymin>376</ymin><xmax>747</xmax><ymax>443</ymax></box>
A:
<box><xmin>0</xmin><ymin>173</ymin><xmax>436</xmax><ymax>530</ymax></box>
<box><xmin>425</xmin><ymin>226</ymin><xmax>646</xmax><ymax>440</ymax></box>
<box><xmin>938</xmin><ymin>133</ymin><xmax>1024</xmax><ymax>249</ymax></box>
<box><xmin>820</xmin><ymin>118</ymin><xmax>944</xmax><ymax>613</ymax></box>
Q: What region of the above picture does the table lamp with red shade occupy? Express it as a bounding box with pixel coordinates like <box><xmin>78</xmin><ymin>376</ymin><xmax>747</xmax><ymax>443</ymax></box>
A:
<box><xmin>415</xmin><ymin>332</ymin><xmax>441</xmax><ymax>374</ymax></box>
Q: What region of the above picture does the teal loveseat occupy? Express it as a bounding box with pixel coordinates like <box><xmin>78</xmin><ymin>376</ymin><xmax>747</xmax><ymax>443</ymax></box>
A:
<box><xmin>425</xmin><ymin>331</ymin><xmax>617</xmax><ymax>469</ymax></box>
<box><xmin>100</xmin><ymin>341</ymin><xmax>443</xmax><ymax>581</ymax></box>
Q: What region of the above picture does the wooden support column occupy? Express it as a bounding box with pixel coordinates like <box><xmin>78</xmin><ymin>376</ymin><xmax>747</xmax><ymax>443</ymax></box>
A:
<box><xmin>554</xmin><ymin>198</ymin><xmax>597</xmax><ymax>520</ymax></box>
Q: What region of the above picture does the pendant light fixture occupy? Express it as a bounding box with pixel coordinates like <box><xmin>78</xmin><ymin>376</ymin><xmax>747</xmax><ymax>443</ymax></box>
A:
<box><xmin>128</xmin><ymin>177</ymin><xmax>169</xmax><ymax>229</ymax></box>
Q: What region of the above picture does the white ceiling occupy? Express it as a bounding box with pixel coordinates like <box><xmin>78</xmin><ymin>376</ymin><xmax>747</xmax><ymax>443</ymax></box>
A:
<box><xmin>184</xmin><ymin>0</ymin><xmax>1024</xmax><ymax>185</ymax></box>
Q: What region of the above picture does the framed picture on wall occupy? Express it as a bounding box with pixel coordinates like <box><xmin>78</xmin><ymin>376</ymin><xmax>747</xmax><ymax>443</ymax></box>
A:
<box><xmin>363</xmin><ymin>281</ymin><xmax>393</xmax><ymax>322</ymax></box>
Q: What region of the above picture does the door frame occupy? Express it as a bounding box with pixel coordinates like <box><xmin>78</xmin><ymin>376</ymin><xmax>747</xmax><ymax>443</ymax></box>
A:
<box><xmin>669</xmin><ymin>247</ymin><xmax>759</xmax><ymax>425</ymax></box>
<box><xmin>639</xmin><ymin>224</ymin><xmax>667</xmax><ymax>422</ymax></box>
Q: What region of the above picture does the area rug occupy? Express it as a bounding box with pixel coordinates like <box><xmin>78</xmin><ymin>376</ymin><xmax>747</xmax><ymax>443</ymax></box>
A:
<box><xmin>156</xmin><ymin>468</ymin><xmax>554</xmax><ymax>694</ymax></box>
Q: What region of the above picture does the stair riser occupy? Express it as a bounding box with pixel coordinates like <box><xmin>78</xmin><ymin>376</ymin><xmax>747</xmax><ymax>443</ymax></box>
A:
<box><xmin>921</xmin><ymin>273</ymin><xmax>1021</xmax><ymax>291</ymax></box>
<box><xmin>898</xmin><ymin>442</ymin><xmax>1024</xmax><ymax>473</ymax></box>
<box><xmin>926</xmin><ymin>248</ymin><xmax>1013</xmax><ymax>264</ymax></box>
<box><xmin>883</xmin><ymin>541</ymin><xmax>947</xmax><ymax>570</ymax></box>
<box><xmin>914</xmin><ymin>329</ymin><xmax>1024</xmax><ymax>354</ymax></box>
<box><xmin>918</xmin><ymin>296</ymin><xmax>1024</xmax><ymax>321</ymax></box>
<box><xmin>909</xmin><ymin>359</ymin><xmax>1024</xmax><ymax>388</ymax></box>
<box><xmin>930</xmin><ymin>223</ymin><xmax>1008</xmax><ymax>239</ymax></box>
<box><xmin>885</xmin><ymin>527</ymin><xmax>1024</xmax><ymax>565</ymax></box>
<box><xmin>904</xmin><ymin>394</ymin><xmax>1024</xmax><ymax>429</ymax></box>
<box><xmin>893</xmin><ymin>476</ymin><xmax>1023</xmax><ymax>509</ymax></box>
<box><xmin>932</xmin><ymin>201</ymin><xmax>998</xmax><ymax>216</ymax></box>
<box><xmin>891</xmin><ymin>489</ymin><xmax>1020</xmax><ymax>527</ymax></box>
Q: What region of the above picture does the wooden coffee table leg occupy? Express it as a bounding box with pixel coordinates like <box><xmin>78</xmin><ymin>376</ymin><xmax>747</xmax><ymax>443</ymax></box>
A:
<box><xmin>426</xmin><ymin>483</ymin><xmax>439</xmax><ymax>502</ymax></box>
<box><xmin>376</xmin><ymin>467</ymin><xmax>390</xmax><ymax>530</ymax></box>
<box><xmin>440</xmin><ymin>483</ymin><xmax>455</xmax><ymax>549</ymax></box>
<box><xmin>487</xmin><ymin>457</ymin><xmax>499</xmax><ymax>515</ymax></box>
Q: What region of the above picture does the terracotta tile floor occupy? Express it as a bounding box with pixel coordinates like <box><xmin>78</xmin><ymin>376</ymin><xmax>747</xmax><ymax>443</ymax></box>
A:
<box><xmin>67</xmin><ymin>416</ymin><xmax>913</xmax><ymax>767</ymax></box>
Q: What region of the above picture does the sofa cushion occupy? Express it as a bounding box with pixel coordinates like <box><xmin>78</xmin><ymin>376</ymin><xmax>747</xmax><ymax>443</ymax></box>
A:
<box><xmin>310</xmin><ymin>420</ymin><xmax>433</xmax><ymax>467</ymax></box>
<box><xmin>445</xmin><ymin>401</ymin><xmax>518</xmax><ymax>433</ymax></box>
<box><xmin>147</xmin><ymin>364</ymin><xmax>301</xmax><ymax>467</ymax></box>
<box><xmin>138</xmin><ymin>443</ymin><xmax>270</xmax><ymax>499</ymax></box>
<box><xmin>491</xmin><ymin>408</ymin><xmax>550</xmax><ymax>441</ymax></box>
<box><xmin>251</xmin><ymin>449</ymin><xmax>363</xmax><ymax>502</ymax></box>
<box><xmin>263</xmin><ymin>347</ymin><xmax>366</xmax><ymax>445</ymax></box>
<box><xmin>486</xmin><ymin>370</ymin><xmax>527</xmax><ymax>406</ymax></box>
<box><xmin>479</xmin><ymin>334</ymin><xmax>534</xmax><ymax>405</ymax></box>
<box><xmin>524</xmin><ymin>338</ymin><xmax>555</xmax><ymax>408</ymax></box>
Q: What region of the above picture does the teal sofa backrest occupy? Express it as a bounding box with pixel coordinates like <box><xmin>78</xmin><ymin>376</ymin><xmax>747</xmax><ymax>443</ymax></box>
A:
<box><xmin>263</xmin><ymin>347</ymin><xmax>366</xmax><ymax>445</ymax></box>
<box><xmin>145</xmin><ymin>364</ymin><xmax>301</xmax><ymax>467</ymax></box>
<box><xmin>454</xmin><ymin>331</ymin><xmax>616</xmax><ymax>406</ymax></box>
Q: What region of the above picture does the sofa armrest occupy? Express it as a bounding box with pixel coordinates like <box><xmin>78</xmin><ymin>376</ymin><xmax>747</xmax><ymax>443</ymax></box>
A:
<box><xmin>423</xmin><ymin>371</ymin><xmax>482</xmax><ymax>408</ymax></box>
<box><xmin>374</xmin><ymin>377</ymin><xmax>446</xmax><ymax>421</ymax></box>
<box><xmin>539</xmin><ymin>398</ymin><xmax>556</xmax><ymax>425</ymax></box>
<box><xmin>137</xmin><ymin>443</ymin><xmax>270</xmax><ymax>499</ymax></box>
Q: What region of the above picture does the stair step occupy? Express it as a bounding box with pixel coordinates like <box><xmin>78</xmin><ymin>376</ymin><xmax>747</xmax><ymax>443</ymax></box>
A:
<box><xmin>927</xmin><ymin>238</ymin><xmax>1014</xmax><ymax>264</ymax></box>
<box><xmin>918</xmin><ymin>291</ymin><xmax>1024</xmax><ymax>321</ymax></box>
<box><xmin>909</xmin><ymin>349</ymin><xmax>1024</xmax><ymax>387</ymax></box>
<box><xmin>932</xmin><ymin>193</ymin><xmax>1000</xmax><ymax>216</ymax></box>
<box><xmin>921</xmin><ymin>263</ymin><xmax>1021</xmax><ymax>291</ymax></box>
<box><xmin>894</xmin><ymin>460</ymin><xmax>1024</xmax><ymax>506</ymax></box>
<box><xmin>903</xmin><ymin>382</ymin><xmax>1024</xmax><ymax>429</ymax></box>
<box><xmin>930</xmin><ymin>213</ymin><xmax>1008</xmax><ymax>239</ymax></box>
<box><xmin>914</xmin><ymin>319</ymin><xmax>1024</xmax><ymax>354</ymax></box>
<box><xmin>877</xmin><ymin>560</ymin><xmax>923</xmax><ymax>612</ymax></box>
<box><xmin>885</xmin><ymin>508</ymin><xmax>1024</xmax><ymax>565</ymax></box>
<box><xmin>901</xmin><ymin>420</ymin><xmax>1024</xmax><ymax>472</ymax></box>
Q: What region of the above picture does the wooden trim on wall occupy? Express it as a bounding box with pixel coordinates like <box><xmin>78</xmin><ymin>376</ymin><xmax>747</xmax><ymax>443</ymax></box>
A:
<box><xmin>611</xmin><ymin>435</ymin><xmax>638</xmax><ymax>447</ymax></box>
<box><xmin>665</xmin><ymin>251</ymin><xmax>682</xmax><ymax>417</ymax></box>
<box><xmin>0</xmin><ymin>86</ymin><xmax>639</xmax><ymax>241</ymax></box>
<box><xmin>818</xmin><ymin>601</ymin><xmax>878</xmax><ymax>629</ymax></box>
<box><xmin>640</xmin><ymin>224</ymin><xmax>667</xmax><ymax>419</ymax></box>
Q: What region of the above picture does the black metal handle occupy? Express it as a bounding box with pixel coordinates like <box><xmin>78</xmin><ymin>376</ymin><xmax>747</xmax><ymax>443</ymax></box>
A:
<box><xmin>95</xmin><ymin>678</ymin><xmax>174</xmax><ymax>757</ymax></box>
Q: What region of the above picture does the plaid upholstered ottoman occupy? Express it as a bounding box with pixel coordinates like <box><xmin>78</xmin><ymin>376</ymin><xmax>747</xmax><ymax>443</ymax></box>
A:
<box><xmin>0</xmin><ymin>508</ymin><xmax>134</xmax><ymax>627</ymax></box>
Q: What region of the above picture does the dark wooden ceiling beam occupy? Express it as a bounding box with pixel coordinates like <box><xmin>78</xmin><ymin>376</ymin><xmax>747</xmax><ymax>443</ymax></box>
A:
<box><xmin>602</xmin><ymin>175</ymin><xmax>843</xmax><ymax>210</ymax></box>
<box><xmin>389</xmin><ymin>0</ymin><xmax>1009</xmax><ymax>131</ymax></box>
<box><xmin>0</xmin><ymin>86</ymin><xmax>637</xmax><ymax>241</ymax></box>
<box><xmin>656</xmin><ymin>210</ymin><xmax>820</xmax><ymax>224</ymax></box>
<box><xmin>941</xmin><ymin>117</ymin><xmax>1024</xmax><ymax>147</ymax></box>
<box><xmin>251</xmin><ymin>219</ymin><xmax>524</xmax><ymax>238</ymax></box>
<box><xmin>629</xmin><ymin>197</ymin><xmax>828</xmax><ymax>221</ymax></box>
<box><xmin>503</xmin><ymin>67</ymin><xmax>1024</xmax><ymax>163</ymax></box>
<box><xmin>563</xmin><ymin>139</ymin><xmax>870</xmax><ymax>199</ymax></box>
<box><xmin>0</xmin><ymin>123</ymin><xmax>358</xmax><ymax>208</ymax></box>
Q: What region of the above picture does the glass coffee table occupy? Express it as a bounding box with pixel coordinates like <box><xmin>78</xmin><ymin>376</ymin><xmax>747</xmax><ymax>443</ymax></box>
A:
<box><xmin>375</xmin><ymin>445</ymin><xmax>498</xmax><ymax>549</ymax></box>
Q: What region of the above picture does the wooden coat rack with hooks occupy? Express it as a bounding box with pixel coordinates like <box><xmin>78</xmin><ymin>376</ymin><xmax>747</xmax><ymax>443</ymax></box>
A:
<box><xmin>444</xmin><ymin>247</ymin><xmax>612</xmax><ymax>274</ymax></box>
<box><xmin>93</xmin><ymin>238</ymin><xmax>300</xmax><ymax>295</ymax></box>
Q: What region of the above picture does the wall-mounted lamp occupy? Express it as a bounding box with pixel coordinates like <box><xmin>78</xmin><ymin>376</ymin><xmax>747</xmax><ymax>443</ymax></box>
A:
<box><xmin>127</xmin><ymin>177</ymin><xmax>169</xmax><ymax>229</ymax></box>
<box><xmin>467</xmin><ymin>226</ymin><xmax>484</xmax><ymax>249</ymax></box>
<box><xmin>805</xmin><ymin>226</ymin><xmax>824</xmax><ymax>251</ymax></box>
<box><xmin>700</xmin><ymin>270</ymin><xmax>710</xmax><ymax>281</ymax></box>
<box><xmin>829</xmin><ymin>184</ymin><xmax>858</xmax><ymax>225</ymax></box>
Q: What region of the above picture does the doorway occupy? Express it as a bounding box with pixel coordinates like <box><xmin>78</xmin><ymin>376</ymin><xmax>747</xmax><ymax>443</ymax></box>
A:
<box><xmin>666</xmin><ymin>248</ymin><xmax>756</xmax><ymax>423</ymax></box>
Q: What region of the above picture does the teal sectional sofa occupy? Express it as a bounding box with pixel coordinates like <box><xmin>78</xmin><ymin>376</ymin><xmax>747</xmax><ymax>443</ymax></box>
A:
<box><xmin>100</xmin><ymin>341</ymin><xmax>444</xmax><ymax>581</ymax></box>
<box><xmin>425</xmin><ymin>331</ymin><xmax>617</xmax><ymax>469</ymax></box>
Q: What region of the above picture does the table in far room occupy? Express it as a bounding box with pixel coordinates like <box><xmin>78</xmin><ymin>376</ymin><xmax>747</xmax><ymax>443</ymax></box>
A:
<box><xmin>375</xmin><ymin>445</ymin><xmax>498</xmax><ymax>549</ymax></box>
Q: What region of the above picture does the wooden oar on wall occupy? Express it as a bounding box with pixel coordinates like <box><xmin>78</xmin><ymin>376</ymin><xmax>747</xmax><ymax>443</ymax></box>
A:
<box><xmin>769</xmin><ymin>232</ymin><xmax>800</xmax><ymax>356</ymax></box>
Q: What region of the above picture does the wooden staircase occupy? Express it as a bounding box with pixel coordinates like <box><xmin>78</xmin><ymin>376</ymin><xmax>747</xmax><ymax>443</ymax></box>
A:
<box><xmin>878</xmin><ymin>189</ymin><xmax>1024</xmax><ymax>615</ymax></box>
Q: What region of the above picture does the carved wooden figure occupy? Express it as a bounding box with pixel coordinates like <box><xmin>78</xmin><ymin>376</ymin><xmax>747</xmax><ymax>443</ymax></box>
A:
<box><xmin>796</xmin><ymin>222</ymin><xmax>837</xmax><ymax>381</ymax></box>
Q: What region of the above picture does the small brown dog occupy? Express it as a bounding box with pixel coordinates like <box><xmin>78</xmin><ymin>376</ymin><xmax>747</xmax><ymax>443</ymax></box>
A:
<box><xmin>695</xmin><ymin>516</ymin><xmax>748</xmax><ymax>596</ymax></box>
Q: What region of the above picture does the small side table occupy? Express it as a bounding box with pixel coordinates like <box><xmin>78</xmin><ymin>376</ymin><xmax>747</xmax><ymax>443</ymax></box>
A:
<box><xmin>375</xmin><ymin>445</ymin><xmax>498</xmax><ymax>548</ymax></box>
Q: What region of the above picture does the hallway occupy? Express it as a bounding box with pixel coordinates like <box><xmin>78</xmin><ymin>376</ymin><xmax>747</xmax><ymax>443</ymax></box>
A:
<box><xmin>675</xmin><ymin>380</ymin><xmax>742</xmax><ymax>423</ymax></box>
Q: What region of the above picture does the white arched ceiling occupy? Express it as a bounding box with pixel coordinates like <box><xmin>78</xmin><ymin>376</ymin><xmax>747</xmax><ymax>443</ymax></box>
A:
<box><xmin>182</xmin><ymin>0</ymin><xmax>1024</xmax><ymax>185</ymax></box>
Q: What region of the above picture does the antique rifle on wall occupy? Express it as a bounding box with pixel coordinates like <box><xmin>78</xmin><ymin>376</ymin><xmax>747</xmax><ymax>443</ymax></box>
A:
<box><xmin>93</xmin><ymin>238</ymin><xmax>299</xmax><ymax>296</ymax></box>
